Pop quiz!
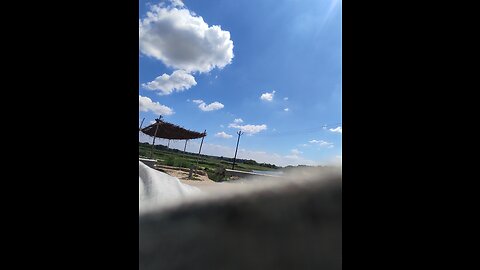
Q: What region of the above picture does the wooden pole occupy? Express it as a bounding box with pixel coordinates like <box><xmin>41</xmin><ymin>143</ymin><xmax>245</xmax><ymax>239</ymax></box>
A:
<box><xmin>151</xmin><ymin>123</ymin><xmax>160</xmax><ymax>159</ymax></box>
<box><xmin>198</xmin><ymin>131</ymin><xmax>206</xmax><ymax>155</ymax></box>
<box><xmin>150</xmin><ymin>116</ymin><xmax>161</xmax><ymax>158</ymax></box>
<box><xmin>183</xmin><ymin>140</ymin><xmax>188</xmax><ymax>152</ymax></box>
<box><xmin>139</xmin><ymin>117</ymin><xmax>145</xmax><ymax>131</ymax></box>
<box><xmin>232</xmin><ymin>131</ymin><xmax>243</xmax><ymax>170</ymax></box>
<box><xmin>195</xmin><ymin>130</ymin><xmax>206</xmax><ymax>172</ymax></box>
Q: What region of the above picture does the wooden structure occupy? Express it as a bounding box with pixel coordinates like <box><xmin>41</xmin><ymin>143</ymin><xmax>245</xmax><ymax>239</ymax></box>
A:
<box><xmin>139</xmin><ymin>116</ymin><xmax>207</xmax><ymax>160</ymax></box>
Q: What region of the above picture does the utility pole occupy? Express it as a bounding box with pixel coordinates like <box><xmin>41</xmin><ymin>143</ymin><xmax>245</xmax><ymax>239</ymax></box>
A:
<box><xmin>232</xmin><ymin>130</ymin><xmax>244</xmax><ymax>170</ymax></box>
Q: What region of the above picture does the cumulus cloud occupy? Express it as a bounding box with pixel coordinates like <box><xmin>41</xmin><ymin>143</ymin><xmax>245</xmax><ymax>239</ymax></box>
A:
<box><xmin>228</xmin><ymin>121</ymin><xmax>267</xmax><ymax>135</ymax></box>
<box><xmin>192</xmin><ymin>99</ymin><xmax>204</xmax><ymax>104</ymax></box>
<box><xmin>260</xmin><ymin>90</ymin><xmax>276</xmax><ymax>101</ymax></box>
<box><xmin>309</xmin><ymin>139</ymin><xmax>334</xmax><ymax>148</ymax></box>
<box><xmin>170</xmin><ymin>0</ymin><xmax>184</xmax><ymax>7</ymax></box>
<box><xmin>139</xmin><ymin>95</ymin><xmax>174</xmax><ymax>115</ymax></box>
<box><xmin>329</xmin><ymin>126</ymin><xmax>342</xmax><ymax>133</ymax></box>
<box><xmin>233</xmin><ymin>118</ymin><xmax>243</xmax><ymax>123</ymax></box>
<box><xmin>215</xmin><ymin>131</ymin><xmax>233</xmax><ymax>139</ymax></box>
<box><xmin>284</xmin><ymin>108</ymin><xmax>289</xmax><ymax>112</ymax></box>
<box><xmin>139</xmin><ymin>3</ymin><xmax>234</xmax><ymax>73</ymax></box>
<box><xmin>284</xmin><ymin>97</ymin><xmax>289</xmax><ymax>101</ymax></box>
<box><xmin>142</xmin><ymin>70</ymin><xmax>197</xmax><ymax>95</ymax></box>
<box><xmin>198</xmin><ymin>101</ymin><xmax>224</xmax><ymax>111</ymax></box>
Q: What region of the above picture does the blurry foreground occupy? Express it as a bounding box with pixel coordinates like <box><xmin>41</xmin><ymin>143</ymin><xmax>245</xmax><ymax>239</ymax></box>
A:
<box><xmin>139</xmin><ymin>160</ymin><xmax>342</xmax><ymax>270</ymax></box>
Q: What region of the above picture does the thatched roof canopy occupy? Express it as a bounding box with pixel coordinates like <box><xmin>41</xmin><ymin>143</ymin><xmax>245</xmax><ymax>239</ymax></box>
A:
<box><xmin>141</xmin><ymin>120</ymin><xmax>206</xmax><ymax>140</ymax></box>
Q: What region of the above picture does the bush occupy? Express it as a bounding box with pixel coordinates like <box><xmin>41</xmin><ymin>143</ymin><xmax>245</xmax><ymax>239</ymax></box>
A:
<box><xmin>209</xmin><ymin>166</ymin><xmax>226</xmax><ymax>182</ymax></box>
<box><xmin>176</xmin><ymin>160</ymin><xmax>192</xmax><ymax>169</ymax></box>
<box><xmin>165</xmin><ymin>156</ymin><xmax>175</xmax><ymax>166</ymax></box>
<box><xmin>139</xmin><ymin>149</ymin><xmax>149</xmax><ymax>157</ymax></box>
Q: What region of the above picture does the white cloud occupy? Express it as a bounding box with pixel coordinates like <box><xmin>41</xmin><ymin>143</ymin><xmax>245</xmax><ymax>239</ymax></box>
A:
<box><xmin>198</xmin><ymin>101</ymin><xmax>224</xmax><ymax>111</ymax></box>
<box><xmin>329</xmin><ymin>126</ymin><xmax>342</xmax><ymax>133</ymax></box>
<box><xmin>233</xmin><ymin>118</ymin><xmax>243</xmax><ymax>123</ymax></box>
<box><xmin>149</xmin><ymin>120</ymin><xmax>156</xmax><ymax>125</ymax></box>
<box><xmin>291</xmin><ymin>149</ymin><xmax>302</xmax><ymax>155</ymax></box>
<box><xmin>190</xmin><ymin>99</ymin><xmax>224</xmax><ymax>111</ymax></box>
<box><xmin>220</xmin><ymin>124</ymin><xmax>224</xmax><ymax>128</ymax></box>
<box><xmin>142</xmin><ymin>70</ymin><xmax>196</xmax><ymax>95</ymax></box>
<box><xmin>139</xmin><ymin>95</ymin><xmax>174</xmax><ymax>116</ymax></box>
<box><xmin>284</xmin><ymin>108</ymin><xmax>289</xmax><ymax>112</ymax></box>
<box><xmin>228</xmin><ymin>122</ymin><xmax>267</xmax><ymax>135</ymax></box>
<box><xmin>284</xmin><ymin>97</ymin><xmax>289</xmax><ymax>101</ymax></box>
<box><xmin>170</xmin><ymin>0</ymin><xmax>184</xmax><ymax>7</ymax></box>
<box><xmin>260</xmin><ymin>90</ymin><xmax>276</xmax><ymax>101</ymax></box>
<box><xmin>215</xmin><ymin>131</ymin><xmax>233</xmax><ymax>139</ymax></box>
<box><xmin>309</xmin><ymin>139</ymin><xmax>334</xmax><ymax>148</ymax></box>
<box><xmin>139</xmin><ymin>4</ymin><xmax>234</xmax><ymax>73</ymax></box>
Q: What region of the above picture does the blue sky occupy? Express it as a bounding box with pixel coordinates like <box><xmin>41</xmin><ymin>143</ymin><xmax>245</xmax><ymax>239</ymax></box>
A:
<box><xmin>139</xmin><ymin>0</ymin><xmax>342</xmax><ymax>167</ymax></box>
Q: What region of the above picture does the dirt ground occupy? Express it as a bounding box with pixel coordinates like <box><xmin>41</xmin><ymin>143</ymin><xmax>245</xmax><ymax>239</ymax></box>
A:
<box><xmin>154</xmin><ymin>165</ymin><xmax>239</xmax><ymax>193</ymax></box>
<box><xmin>156</xmin><ymin>167</ymin><xmax>213</xmax><ymax>182</ymax></box>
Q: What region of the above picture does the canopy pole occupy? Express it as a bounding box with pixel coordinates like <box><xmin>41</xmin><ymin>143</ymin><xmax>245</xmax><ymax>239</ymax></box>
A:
<box><xmin>139</xmin><ymin>117</ymin><xmax>145</xmax><ymax>131</ymax></box>
<box><xmin>195</xmin><ymin>130</ymin><xmax>206</xmax><ymax>173</ymax></box>
<box><xmin>167</xmin><ymin>139</ymin><xmax>170</xmax><ymax>148</ymax></box>
<box><xmin>183</xmin><ymin>139</ymin><xmax>188</xmax><ymax>152</ymax></box>
<box><xmin>150</xmin><ymin>116</ymin><xmax>161</xmax><ymax>159</ymax></box>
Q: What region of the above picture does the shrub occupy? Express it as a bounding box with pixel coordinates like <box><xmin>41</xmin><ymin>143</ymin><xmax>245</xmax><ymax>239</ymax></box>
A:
<box><xmin>165</xmin><ymin>156</ymin><xmax>175</xmax><ymax>166</ymax></box>
<box><xmin>209</xmin><ymin>166</ymin><xmax>226</xmax><ymax>182</ymax></box>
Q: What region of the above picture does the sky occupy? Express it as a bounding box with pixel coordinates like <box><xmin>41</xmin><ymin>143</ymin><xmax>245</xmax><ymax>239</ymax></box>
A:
<box><xmin>139</xmin><ymin>0</ymin><xmax>342</xmax><ymax>167</ymax></box>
